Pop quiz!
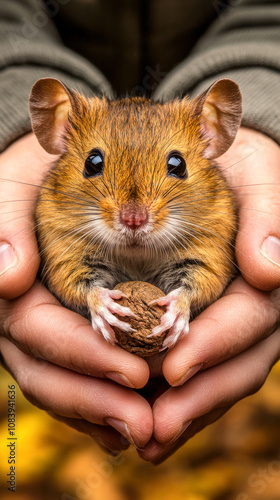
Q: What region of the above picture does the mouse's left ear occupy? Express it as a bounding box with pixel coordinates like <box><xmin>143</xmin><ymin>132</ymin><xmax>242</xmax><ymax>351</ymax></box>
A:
<box><xmin>193</xmin><ymin>78</ymin><xmax>242</xmax><ymax>159</ymax></box>
<box><xmin>29</xmin><ymin>78</ymin><xmax>81</xmax><ymax>155</ymax></box>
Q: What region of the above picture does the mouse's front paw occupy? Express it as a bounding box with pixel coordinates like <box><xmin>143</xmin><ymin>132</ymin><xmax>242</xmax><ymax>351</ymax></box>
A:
<box><xmin>87</xmin><ymin>287</ymin><xmax>138</xmax><ymax>344</ymax></box>
<box><xmin>148</xmin><ymin>287</ymin><xmax>191</xmax><ymax>349</ymax></box>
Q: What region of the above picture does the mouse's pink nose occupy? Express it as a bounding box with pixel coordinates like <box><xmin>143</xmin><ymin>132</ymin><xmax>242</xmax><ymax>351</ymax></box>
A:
<box><xmin>120</xmin><ymin>205</ymin><xmax>148</xmax><ymax>230</ymax></box>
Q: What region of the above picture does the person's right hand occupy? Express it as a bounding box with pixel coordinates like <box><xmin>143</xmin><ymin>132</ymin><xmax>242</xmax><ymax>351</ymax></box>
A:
<box><xmin>0</xmin><ymin>133</ymin><xmax>153</xmax><ymax>453</ymax></box>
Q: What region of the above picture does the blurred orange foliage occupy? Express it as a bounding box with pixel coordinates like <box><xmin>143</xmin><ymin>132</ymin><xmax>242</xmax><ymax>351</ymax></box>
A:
<box><xmin>0</xmin><ymin>362</ymin><xmax>280</xmax><ymax>500</ymax></box>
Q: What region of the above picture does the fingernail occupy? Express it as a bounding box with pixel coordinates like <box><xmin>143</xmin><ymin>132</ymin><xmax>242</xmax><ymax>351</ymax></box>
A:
<box><xmin>105</xmin><ymin>417</ymin><xmax>143</xmax><ymax>449</ymax></box>
<box><xmin>173</xmin><ymin>363</ymin><xmax>203</xmax><ymax>387</ymax></box>
<box><xmin>261</xmin><ymin>236</ymin><xmax>280</xmax><ymax>266</ymax></box>
<box><xmin>166</xmin><ymin>420</ymin><xmax>193</xmax><ymax>445</ymax></box>
<box><xmin>105</xmin><ymin>371</ymin><xmax>135</xmax><ymax>388</ymax></box>
<box><xmin>94</xmin><ymin>436</ymin><xmax>123</xmax><ymax>456</ymax></box>
<box><xmin>0</xmin><ymin>243</ymin><xmax>16</xmax><ymax>274</ymax></box>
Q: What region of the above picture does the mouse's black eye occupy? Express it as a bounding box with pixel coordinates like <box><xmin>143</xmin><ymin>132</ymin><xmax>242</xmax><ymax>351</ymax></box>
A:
<box><xmin>84</xmin><ymin>149</ymin><xmax>104</xmax><ymax>178</ymax></box>
<box><xmin>167</xmin><ymin>152</ymin><xmax>187</xmax><ymax>179</ymax></box>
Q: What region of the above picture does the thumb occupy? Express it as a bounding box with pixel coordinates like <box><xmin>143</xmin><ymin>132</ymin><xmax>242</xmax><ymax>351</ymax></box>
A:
<box><xmin>219</xmin><ymin>127</ymin><xmax>280</xmax><ymax>291</ymax></box>
<box><xmin>0</xmin><ymin>134</ymin><xmax>54</xmax><ymax>299</ymax></box>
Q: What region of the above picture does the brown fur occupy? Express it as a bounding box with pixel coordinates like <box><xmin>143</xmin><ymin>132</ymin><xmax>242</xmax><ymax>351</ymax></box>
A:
<box><xmin>32</xmin><ymin>79</ymin><xmax>241</xmax><ymax>322</ymax></box>
<box><xmin>32</xmin><ymin>89</ymin><xmax>236</xmax><ymax>318</ymax></box>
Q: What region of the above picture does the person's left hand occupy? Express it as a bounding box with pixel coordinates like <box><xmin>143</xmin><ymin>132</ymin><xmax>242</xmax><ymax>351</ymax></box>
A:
<box><xmin>138</xmin><ymin>127</ymin><xmax>280</xmax><ymax>463</ymax></box>
<box><xmin>140</xmin><ymin>278</ymin><xmax>280</xmax><ymax>463</ymax></box>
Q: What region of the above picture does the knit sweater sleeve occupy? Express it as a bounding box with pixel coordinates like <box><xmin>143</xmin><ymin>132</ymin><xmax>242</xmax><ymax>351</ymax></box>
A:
<box><xmin>0</xmin><ymin>0</ymin><xmax>112</xmax><ymax>152</ymax></box>
<box><xmin>154</xmin><ymin>0</ymin><xmax>280</xmax><ymax>144</ymax></box>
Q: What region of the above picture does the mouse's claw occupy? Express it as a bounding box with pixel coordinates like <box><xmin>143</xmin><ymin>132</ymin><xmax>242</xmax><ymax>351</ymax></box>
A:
<box><xmin>88</xmin><ymin>287</ymin><xmax>137</xmax><ymax>344</ymax></box>
<box><xmin>148</xmin><ymin>287</ymin><xmax>191</xmax><ymax>350</ymax></box>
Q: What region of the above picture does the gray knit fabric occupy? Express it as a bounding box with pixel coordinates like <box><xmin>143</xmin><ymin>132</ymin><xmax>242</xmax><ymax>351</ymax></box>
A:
<box><xmin>0</xmin><ymin>0</ymin><xmax>112</xmax><ymax>152</ymax></box>
<box><xmin>1</xmin><ymin>0</ymin><xmax>280</xmax><ymax>151</ymax></box>
<box><xmin>154</xmin><ymin>1</ymin><xmax>280</xmax><ymax>143</ymax></box>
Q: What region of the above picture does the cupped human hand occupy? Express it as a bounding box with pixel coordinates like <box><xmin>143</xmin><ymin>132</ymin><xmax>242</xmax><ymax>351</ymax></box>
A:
<box><xmin>220</xmin><ymin>126</ymin><xmax>280</xmax><ymax>290</ymax></box>
<box><xmin>0</xmin><ymin>133</ymin><xmax>47</xmax><ymax>298</ymax></box>
<box><xmin>0</xmin><ymin>281</ymin><xmax>152</xmax><ymax>452</ymax></box>
<box><xmin>139</xmin><ymin>278</ymin><xmax>280</xmax><ymax>463</ymax></box>
<box><xmin>139</xmin><ymin>127</ymin><xmax>280</xmax><ymax>463</ymax></box>
<box><xmin>0</xmin><ymin>134</ymin><xmax>152</xmax><ymax>453</ymax></box>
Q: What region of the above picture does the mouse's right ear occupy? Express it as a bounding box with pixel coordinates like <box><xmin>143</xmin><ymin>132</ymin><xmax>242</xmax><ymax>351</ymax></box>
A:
<box><xmin>29</xmin><ymin>78</ymin><xmax>78</xmax><ymax>155</ymax></box>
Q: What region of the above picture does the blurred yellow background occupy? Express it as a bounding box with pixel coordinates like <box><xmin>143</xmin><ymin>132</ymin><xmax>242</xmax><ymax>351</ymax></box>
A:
<box><xmin>0</xmin><ymin>362</ymin><xmax>280</xmax><ymax>500</ymax></box>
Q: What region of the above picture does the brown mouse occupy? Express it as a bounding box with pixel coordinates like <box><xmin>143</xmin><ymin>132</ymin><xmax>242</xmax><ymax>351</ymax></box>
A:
<box><xmin>29</xmin><ymin>77</ymin><xmax>242</xmax><ymax>350</ymax></box>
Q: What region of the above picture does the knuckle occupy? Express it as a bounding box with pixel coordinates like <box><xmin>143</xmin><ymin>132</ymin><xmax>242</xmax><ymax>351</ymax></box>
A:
<box><xmin>270</xmin><ymin>288</ymin><xmax>280</xmax><ymax>325</ymax></box>
<box><xmin>247</xmin><ymin>366</ymin><xmax>268</xmax><ymax>396</ymax></box>
<box><xmin>15</xmin><ymin>362</ymin><xmax>34</xmax><ymax>399</ymax></box>
<box><xmin>16</xmin><ymin>357</ymin><xmax>49</xmax><ymax>411</ymax></box>
<box><xmin>6</xmin><ymin>304</ymin><xmax>32</xmax><ymax>349</ymax></box>
<box><xmin>246</xmin><ymin>348</ymin><xmax>273</xmax><ymax>397</ymax></box>
<box><xmin>0</xmin><ymin>300</ymin><xmax>23</xmax><ymax>343</ymax></box>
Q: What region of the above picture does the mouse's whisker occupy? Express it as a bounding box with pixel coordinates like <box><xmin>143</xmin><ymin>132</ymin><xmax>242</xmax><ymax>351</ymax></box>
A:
<box><xmin>57</xmin><ymin>227</ymin><xmax>102</xmax><ymax>263</ymax></box>
<box><xmin>37</xmin><ymin>220</ymin><xmax>111</xmax><ymax>278</ymax></box>
<box><xmin>147</xmin><ymin>232</ymin><xmax>168</xmax><ymax>259</ymax></box>
<box><xmin>158</xmin><ymin>182</ymin><xmax>182</xmax><ymax>200</ymax></box>
<box><xmin>170</xmin><ymin>218</ymin><xmax>242</xmax><ymax>274</ymax></box>
<box><xmin>184</xmin><ymin>211</ymin><xmax>277</xmax><ymax>251</ymax></box>
<box><xmin>84</xmin><ymin>222</ymin><xmax>113</xmax><ymax>257</ymax></box>
<box><xmin>169</xmin><ymin>222</ymin><xmax>208</xmax><ymax>249</ymax></box>
<box><xmin>151</xmin><ymin>238</ymin><xmax>166</xmax><ymax>259</ymax></box>
<box><xmin>0</xmin><ymin>198</ymin><xmax>37</xmax><ymax>204</ymax></box>
<box><xmin>167</xmin><ymin>204</ymin><xmax>238</xmax><ymax>224</ymax></box>
<box><xmin>159</xmin><ymin>180</ymin><xmax>226</xmax><ymax>206</ymax></box>
<box><xmin>36</xmin><ymin>199</ymin><xmax>101</xmax><ymax>210</ymax></box>
<box><xmin>231</xmin><ymin>182</ymin><xmax>280</xmax><ymax>189</ymax></box>
<box><xmin>100</xmin><ymin>176</ymin><xmax>115</xmax><ymax>199</ymax></box>
<box><xmin>148</xmin><ymin>150</ymin><xmax>162</xmax><ymax>196</ymax></box>
<box><xmin>157</xmin><ymin>226</ymin><xmax>181</xmax><ymax>253</ymax></box>
<box><xmin>169</xmin><ymin>202</ymin><xmax>279</xmax><ymax>235</ymax></box>
<box><xmin>0</xmin><ymin>213</ymin><xmax>37</xmax><ymax>226</ymax></box>
<box><xmin>171</xmin><ymin>221</ymin><xmax>239</xmax><ymax>275</ymax></box>
<box><xmin>0</xmin><ymin>208</ymin><xmax>35</xmax><ymax>218</ymax></box>
<box><xmin>0</xmin><ymin>177</ymin><xmax>102</xmax><ymax>206</ymax></box>
<box><xmin>152</xmin><ymin>174</ymin><xmax>168</xmax><ymax>200</ymax></box>
<box><xmin>219</xmin><ymin>144</ymin><xmax>264</xmax><ymax>174</ymax></box>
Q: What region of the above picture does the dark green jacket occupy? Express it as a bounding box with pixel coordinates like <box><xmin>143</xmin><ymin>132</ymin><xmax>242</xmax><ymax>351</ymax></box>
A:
<box><xmin>1</xmin><ymin>0</ymin><xmax>280</xmax><ymax>151</ymax></box>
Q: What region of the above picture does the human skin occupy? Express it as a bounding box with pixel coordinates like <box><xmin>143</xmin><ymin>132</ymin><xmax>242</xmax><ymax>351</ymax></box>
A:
<box><xmin>0</xmin><ymin>128</ymin><xmax>280</xmax><ymax>460</ymax></box>
<box><xmin>140</xmin><ymin>127</ymin><xmax>280</xmax><ymax>462</ymax></box>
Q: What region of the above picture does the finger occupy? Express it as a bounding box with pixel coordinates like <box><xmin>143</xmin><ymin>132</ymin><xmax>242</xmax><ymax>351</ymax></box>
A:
<box><xmin>0</xmin><ymin>133</ymin><xmax>54</xmax><ymax>299</ymax></box>
<box><xmin>218</xmin><ymin>127</ymin><xmax>280</xmax><ymax>291</ymax></box>
<box><xmin>154</xmin><ymin>327</ymin><xmax>280</xmax><ymax>445</ymax></box>
<box><xmin>139</xmin><ymin>407</ymin><xmax>229</xmax><ymax>464</ymax></box>
<box><xmin>48</xmin><ymin>413</ymin><xmax>131</xmax><ymax>454</ymax></box>
<box><xmin>0</xmin><ymin>337</ymin><xmax>153</xmax><ymax>449</ymax></box>
<box><xmin>163</xmin><ymin>277</ymin><xmax>280</xmax><ymax>387</ymax></box>
<box><xmin>1</xmin><ymin>280</ymin><xmax>150</xmax><ymax>389</ymax></box>
<box><xmin>1</xmin><ymin>335</ymin><xmax>130</xmax><ymax>455</ymax></box>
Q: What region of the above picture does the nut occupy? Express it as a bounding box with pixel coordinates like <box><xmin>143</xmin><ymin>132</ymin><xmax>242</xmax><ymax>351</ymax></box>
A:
<box><xmin>113</xmin><ymin>281</ymin><xmax>168</xmax><ymax>357</ymax></box>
